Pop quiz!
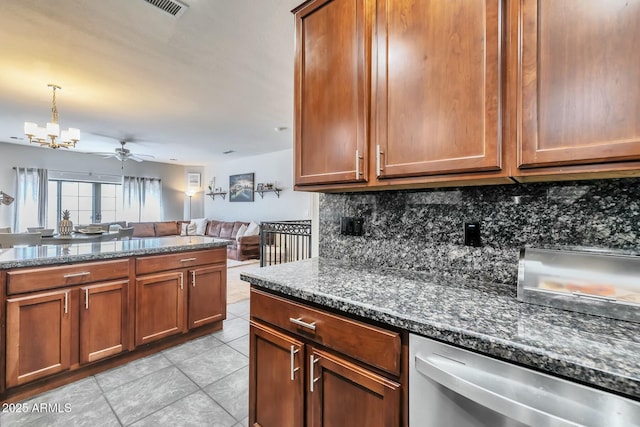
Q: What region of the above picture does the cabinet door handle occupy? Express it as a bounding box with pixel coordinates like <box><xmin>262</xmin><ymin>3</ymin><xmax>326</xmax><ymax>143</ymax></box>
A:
<box><xmin>290</xmin><ymin>345</ymin><xmax>300</xmax><ymax>381</ymax></box>
<box><xmin>289</xmin><ymin>317</ymin><xmax>316</xmax><ymax>331</ymax></box>
<box><xmin>63</xmin><ymin>271</ymin><xmax>90</xmax><ymax>278</ymax></box>
<box><xmin>180</xmin><ymin>257</ymin><xmax>197</xmax><ymax>262</ymax></box>
<box><xmin>355</xmin><ymin>149</ymin><xmax>363</xmax><ymax>179</ymax></box>
<box><xmin>85</xmin><ymin>288</ymin><xmax>89</xmax><ymax>310</ymax></box>
<box><xmin>376</xmin><ymin>144</ymin><xmax>384</xmax><ymax>176</ymax></box>
<box><xmin>180</xmin><ymin>272</ymin><xmax>184</xmax><ymax>290</ymax></box>
<box><xmin>310</xmin><ymin>355</ymin><xmax>320</xmax><ymax>392</ymax></box>
<box><xmin>192</xmin><ymin>270</ymin><xmax>196</xmax><ymax>287</ymax></box>
<box><xmin>64</xmin><ymin>291</ymin><xmax>68</xmax><ymax>314</ymax></box>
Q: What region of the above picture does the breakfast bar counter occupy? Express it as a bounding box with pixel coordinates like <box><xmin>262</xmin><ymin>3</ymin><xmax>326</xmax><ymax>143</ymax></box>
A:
<box><xmin>0</xmin><ymin>236</ymin><xmax>230</xmax><ymax>402</ymax></box>
<box><xmin>0</xmin><ymin>235</ymin><xmax>230</xmax><ymax>269</ymax></box>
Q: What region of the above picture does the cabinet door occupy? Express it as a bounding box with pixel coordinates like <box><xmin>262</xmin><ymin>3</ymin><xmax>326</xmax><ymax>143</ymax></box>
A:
<box><xmin>6</xmin><ymin>290</ymin><xmax>71</xmax><ymax>387</ymax></box>
<box><xmin>249</xmin><ymin>322</ymin><xmax>304</xmax><ymax>427</ymax></box>
<box><xmin>135</xmin><ymin>271</ymin><xmax>185</xmax><ymax>346</ymax></box>
<box><xmin>294</xmin><ymin>0</ymin><xmax>373</xmax><ymax>185</ymax></box>
<box><xmin>188</xmin><ymin>264</ymin><xmax>226</xmax><ymax>329</ymax></box>
<box><xmin>308</xmin><ymin>347</ymin><xmax>401</xmax><ymax>427</ymax></box>
<box><xmin>80</xmin><ymin>280</ymin><xmax>128</xmax><ymax>364</ymax></box>
<box><xmin>519</xmin><ymin>0</ymin><xmax>640</xmax><ymax>168</ymax></box>
<box><xmin>376</xmin><ymin>0</ymin><xmax>502</xmax><ymax>178</ymax></box>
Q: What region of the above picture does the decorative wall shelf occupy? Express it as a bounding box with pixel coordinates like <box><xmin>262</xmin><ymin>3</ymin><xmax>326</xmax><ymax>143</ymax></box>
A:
<box><xmin>254</xmin><ymin>189</ymin><xmax>282</xmax><ymax>199</ymax></box>
<box><xmin>206</xmin><ymin>192</ymin><xmax>227</xmax><ymax>200</ymax></box>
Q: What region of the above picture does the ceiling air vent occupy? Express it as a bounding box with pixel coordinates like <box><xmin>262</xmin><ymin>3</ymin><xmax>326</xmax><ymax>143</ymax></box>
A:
<box><xmin>142</xmin><ymin>0</ymin><xmax>188</xmax><ymax>17</ymax></box>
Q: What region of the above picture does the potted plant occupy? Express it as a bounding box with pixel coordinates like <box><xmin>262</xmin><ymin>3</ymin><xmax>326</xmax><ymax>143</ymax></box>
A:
<box><xmin>59</xmin><ymin>209</ymin><xmax>73</xmax><ymax>236</ymax></box>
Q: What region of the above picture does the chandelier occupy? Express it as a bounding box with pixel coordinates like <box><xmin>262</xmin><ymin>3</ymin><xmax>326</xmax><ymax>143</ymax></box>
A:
<box><xmin>24</xmin><ymin>84</ymin><xmax>80</xmax><ymax>149</ymax></box>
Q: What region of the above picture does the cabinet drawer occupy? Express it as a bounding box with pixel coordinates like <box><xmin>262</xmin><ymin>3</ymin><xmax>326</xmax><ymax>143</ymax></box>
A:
<box><xmin>251</xmin><ymin>289</ymin><xmax>402</xmax><ymax>376</ymax></box>
<box><xmin>136</xmin><ymin>248</ymin><xmax>226</xmax><ymax>275</ymax></box>
<box><xmin>7</xmin><ymin>259</ymin><xmax>130</xmax><ymax>295</ymax></box>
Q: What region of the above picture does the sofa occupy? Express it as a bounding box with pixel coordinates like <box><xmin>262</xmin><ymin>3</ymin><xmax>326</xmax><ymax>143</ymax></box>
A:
<box><xmin>126</xmin><ymin>219</ymin><xmax>260</xmax><ymax>261</ymax></box>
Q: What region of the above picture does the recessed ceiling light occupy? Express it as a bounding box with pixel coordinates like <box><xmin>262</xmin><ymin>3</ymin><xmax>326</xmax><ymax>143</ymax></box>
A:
<box><xmin>274</xmin><ymin>126</ymin><xmax>288</xmax><ymax>132</ymax></box>
<box><xmin>223</xmin><ymin>150</ymin><xmax>235</xmax><ymax>155</ymax></box>
<box><xmin>170</xmin><ymin>158</ymin><xmax>178</xmax><ymax>161</ymax></box>
<box><xmin>10</xmin><ymin>136</ymin><xmax>24</xmax><ymax>140</ymax></box>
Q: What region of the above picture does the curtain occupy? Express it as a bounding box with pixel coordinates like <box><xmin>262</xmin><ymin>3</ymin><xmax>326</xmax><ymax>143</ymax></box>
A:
<box><xmin>122</xmin><ymin>176</ymin><xmax>162</xmax><ymax>222</ymax></box>
<box><xmin>14</xmin><ymin>167</ymin><xmax>48</xmax><ymax>232</ymax></box>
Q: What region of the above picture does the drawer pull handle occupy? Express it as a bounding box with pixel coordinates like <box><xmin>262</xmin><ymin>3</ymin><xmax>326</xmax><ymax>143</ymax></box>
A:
<box><xmin>290</xmin><ymin>345</ymin><xmax>300</xmax><ymax>381</ymax></box>
<box><xmin>310</xmin><ymin>355</ymin><xmax>320</xmax><ymax>392</ymax></box>
<box><xmin>63</xmin><ymin>271</ymin><xmax>90</xmax><ymax>278</ymax></box>
<box><xmin>180</xmin><ymin>257</ymin><xmax>197</xmax><ymax>262</ymax></box>
<box><xmin>289</xmin><ymin>317</ymin><xmax>316</xmax><ymax>331</ymax></box>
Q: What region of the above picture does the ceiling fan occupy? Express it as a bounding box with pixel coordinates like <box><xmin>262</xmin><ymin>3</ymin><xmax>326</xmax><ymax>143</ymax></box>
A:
<box><xmin>92</xmin><ymin>140</ymin><xmax>155</xmax><ymax>169</ymax></box>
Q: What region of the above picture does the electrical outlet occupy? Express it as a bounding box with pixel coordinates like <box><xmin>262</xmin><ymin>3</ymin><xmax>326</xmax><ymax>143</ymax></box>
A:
<box><xmin>464</xmin><ymin>222</ymin><xmax>481</xmax><ymax>247</ymax></box>
<box><xmin>340</xmin><ymin>217</ymin><xmax>364</xmax><ymax>236</ymax></box>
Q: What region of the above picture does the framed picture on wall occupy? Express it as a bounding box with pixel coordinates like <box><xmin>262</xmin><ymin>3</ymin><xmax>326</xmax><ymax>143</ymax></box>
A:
<box><xmin>187</xmin><ymin>173</ymin><xmax>201</xmax><ymax>189</ymax></box>
<box><xmin>229</xmin><ymin>173</ymin><xmax>255</xmax><ymax>202</ymax></box>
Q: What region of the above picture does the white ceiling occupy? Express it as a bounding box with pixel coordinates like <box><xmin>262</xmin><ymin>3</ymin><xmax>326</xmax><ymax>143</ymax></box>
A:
<box><xmin>0</xmin><ymin>0</ymin><xmax>302</xmax><ymax>165</ymax></box>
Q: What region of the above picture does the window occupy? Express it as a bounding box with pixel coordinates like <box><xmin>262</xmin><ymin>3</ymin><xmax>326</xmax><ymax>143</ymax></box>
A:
<box><xmin>46</xmin><ymin>172</ymin><xmax>162</xmax><ymax>227</ymax></box>
<box><xmin>48</xmin><ymin>181</ymin><xmax>125</xmax><ymax>226</ymax></box>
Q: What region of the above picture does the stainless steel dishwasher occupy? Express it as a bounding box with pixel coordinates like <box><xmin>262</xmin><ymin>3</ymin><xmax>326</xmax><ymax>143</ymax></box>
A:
<box><xmin>409</xmin><ymin>334</ymin><xmax>640</xmax><ymax>427</ymax></box>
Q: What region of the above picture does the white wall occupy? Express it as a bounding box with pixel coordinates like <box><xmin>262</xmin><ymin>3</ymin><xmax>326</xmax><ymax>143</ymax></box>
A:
<box><xmin>203</xmin><ymin>149</ymin><xmax>315</xmax><ymax>223</ymax></box>
<box><xmin>0</xmin><ymin>142</ymin><xmax>188</xmax><ymax>229</ymax></box>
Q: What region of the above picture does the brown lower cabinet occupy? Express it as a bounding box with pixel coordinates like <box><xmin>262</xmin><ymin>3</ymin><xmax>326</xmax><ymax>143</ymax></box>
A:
<box><xmin>249</xmin><ymin>289</ymin><xmax>405</xmax><ymax>427</ymax></box>
<box><xmin>6</xmin><ymin>290</ymin><xmax>72</xmax><ymax>388</ymax></box>
<box><xmin>2</xmin><ymin>247</ymin><xmax>227</xmax><ymax>400</ymax></box>
<box><xmin>135</xmin><ymin>271</ymin><xmax>185</xmax><ymax>346</ymax></box>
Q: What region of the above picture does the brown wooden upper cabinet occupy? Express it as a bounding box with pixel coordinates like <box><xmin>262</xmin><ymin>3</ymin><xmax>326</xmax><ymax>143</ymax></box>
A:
<box><xmin>376</xmin><ymin>0</ymin><xmax>503</xmax><ymax>179</ymax></box>
<box><xmin>294</xmin><ymin>0</ymin><xmax>373</xmax><ymax>185</ymax></box>
<box><xmin>294</xmin><ymin>0</ymin><xmax>507</xmax><ymax>189</ymax></box>
<box><xmin>517</xmin><ymin>0</ymin><xmax>640</xmax><ymax>171</ymax></box>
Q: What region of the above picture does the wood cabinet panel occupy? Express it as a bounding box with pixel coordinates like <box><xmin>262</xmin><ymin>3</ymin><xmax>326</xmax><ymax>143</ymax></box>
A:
<box><xmin>249</xmin><ymin>322</ymin><xmax>305</xmax><ymax>427</ymax></box>
<box><xmin>135</xmin><ymin>272</ymin><xmax>185</xmax><ymax>346</ymax></box>
<box><xmin>251</xmin><ymin>288</ymin><xmax>401</xmax><ymax>376</ymax></box>
<box><xmin>79</xmin><ymin>280</ymin><xmax>128</xmax><ymax>364</ymax></box>
<box><xmin>6</xmin><ymin>259</ymin><xmax>129</xmax><ymax>294</ymax></box>
<box><xmin>376</xmin><ymin>0</ymin><xmax>502</xmax><ymax>178</ymax></box>
<box><xmin>308</xmin><ymin>347</ymin><xmax>401</xmax><ymax>427</ymax></box>
<box><xmin>518</xmin><ymin>0</ymin><xmax>640</xmax><ymax>168</ymax></box>
<box><xmin>6</xmin><ymin>290</ymin><xmax>71</xmax><ymax>387</ymax></box>
<box><xmin>135</xmin><ymin>249</ymin><xmax>225</xmax><ymax>275</ymax></box>
<box><xmin>188</xmin><ymin>265</ymin><xmax>226</xmax><ymax>329</ymax></box>
<box><xmin>294</xmin><ymin>0</ymin><xmax>373</xmax><ymax>185</ymax></box>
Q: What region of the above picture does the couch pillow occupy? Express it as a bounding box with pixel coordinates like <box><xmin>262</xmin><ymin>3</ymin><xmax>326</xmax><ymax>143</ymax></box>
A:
<box><xmin>219</xmin><ymin>221</ymin><xmax>235</xmax><ymax>239</ymax></box>
<box><xmin>244</xmin><ymin>221</ymin><xmax>260</xmax><ymax>236</ymax></box>
<box><xmin>180</xmin><ymin>222</ymin><xmax>198</xmax><ymax>236</ymax></box>
<box><xmin>236</xmin><ymin>224</ymin><xmax>247</xmax><ymax>241</ymax></box>
<box><xmin>130</xmin><ymin>223</ymin><xmax>155</xmax><ymax>238</ymax></box>
<box><xmin>191</xmin><ymin>218</ymin><xmax>208</xmax><ymax>235</ymax></box>
<box><xmin>155</xmin><ymin>221</ymin><xmax>179</xmax><ymax>236</ymax></box>
<box><xmin>206</xmin><ymin>220</ymin><xmax>222</xmax><ymax>237</ymax></box>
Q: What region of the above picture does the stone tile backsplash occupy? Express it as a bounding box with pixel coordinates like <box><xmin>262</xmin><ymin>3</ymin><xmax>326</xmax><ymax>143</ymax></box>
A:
<box><xmin>319</xmin><ymin>178</ymin><xmax>640</xmax><ymax>285</ymax></box>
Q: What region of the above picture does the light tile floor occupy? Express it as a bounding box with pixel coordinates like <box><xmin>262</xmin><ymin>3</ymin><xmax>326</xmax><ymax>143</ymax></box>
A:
<box><xmin>0</xmin><ymin>299</ymin><xmax>251</xmax><ymax>427</ymax></box>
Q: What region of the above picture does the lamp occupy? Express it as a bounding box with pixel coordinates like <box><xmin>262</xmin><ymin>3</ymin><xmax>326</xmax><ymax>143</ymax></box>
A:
<box><xmin>24</xmin><ymin>84</ymin><xmax>80</xmax><ymax>149</ymax></box>
<box><xmin>185</xmin><ymin>189</ymin><xmax>196</xmax><ymax>219</ymax></box>
<box><xmin>0</xmin><ymin>191</ymin><xmax>15</xmax><ymax>206</ymax></box>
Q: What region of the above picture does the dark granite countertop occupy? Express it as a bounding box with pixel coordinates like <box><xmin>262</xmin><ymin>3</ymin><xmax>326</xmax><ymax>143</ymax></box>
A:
<box><xmin>0</xmin><ymin>236</ymin><xmax>230</xmax><ymax>269</ymax></box>
<box><xmin>241</xmin><ymin>257</ymin><xmax>640</xmax><ymax>400</ymax></box>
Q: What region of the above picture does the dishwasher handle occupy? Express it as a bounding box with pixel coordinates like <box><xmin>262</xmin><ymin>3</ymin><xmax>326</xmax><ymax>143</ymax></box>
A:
<box><xmin>415</xmin><ymin>354</ymin><xmax>582</xmax><ymax>427</ymax></box>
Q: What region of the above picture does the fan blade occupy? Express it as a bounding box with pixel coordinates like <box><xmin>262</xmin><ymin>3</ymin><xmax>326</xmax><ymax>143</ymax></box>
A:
<box><xmin>128</xmin><ymin>155</ymin><xmax>145</xmax><ymax>162</ymax></box>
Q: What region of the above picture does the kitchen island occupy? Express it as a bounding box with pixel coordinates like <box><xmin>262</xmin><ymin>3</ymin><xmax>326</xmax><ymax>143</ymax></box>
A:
<box><xmin>0</xmin><ymin>236</ymin><xmax>230</xmax><ymax>402</ymax></box>
<box><xmin>242</xmin><ymin>257</ymin><xmax>640</xmax><ymax>425</ymax></box>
